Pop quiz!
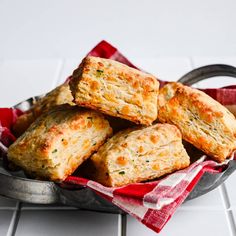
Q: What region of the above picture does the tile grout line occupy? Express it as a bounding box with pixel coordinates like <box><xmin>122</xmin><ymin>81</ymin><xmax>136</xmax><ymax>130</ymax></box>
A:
<box><xmin>188</xmin><ymin>56</ymin><xmax>200</xmax><ymax>88</ymax></box>
<box><xmin>118</xmin><ymin>214</ymin><xmax>126</xmax><ymax>236</ymax></box>
<box><xmin>0</xmin><ymin>58</ymin><xmax>4</xmax><ymax>67</ymax></box>
<box><xmin>188</xmin><ymin>56</ymin><xmax>195</xmax><ymax>69</ymax></box>
<box><xmin>6</xmin><ymin>201</ymin><xmax>22</xmax><ymax>236</ymax></box>
<box><xmin>220</xmin><ymin>184</ymin><xmax>230</xmax><ymax>209</ymax></box>
<box><xmin>0</xmin><ymin>207</ymin><xmax>19</xmax><ymax>211</ymax></box>
<box><xmin>179</xmin><ymin>206</ymin><xmax>227</xmax><ymax>211</ymax></box>
<box><xmin>21</xmin><ymin>206</ymin><xmax>78</xmax><ymax>211</ymax></box>
<box><xmin>118</xmin><ymin>214</ymin><xmax>122</xmax><ymax>236</ymax></box>
<box><xmin>51</xmin><ymin>58</ymin><xmax>65</xmax><ymax>89</ymax></box>
<box><xmin>220</xmin><ymin>184</ymin><xmax>236</xmax><ymax>236</ymax></box>
<box><xmin>227</xmin><ymin>211</ymin><xmax>236</xmax><ymax>236</ymax></box>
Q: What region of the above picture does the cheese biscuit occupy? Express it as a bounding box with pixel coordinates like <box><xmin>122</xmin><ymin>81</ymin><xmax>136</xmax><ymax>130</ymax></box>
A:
<box><xmin>85</xmin><ymin>123</ymin><xmax>190</xmax><ymax>187</ymax></box>
<box><xmin>158</xmin><ymin>82</ymin><xmax>236</xmax><ymax>162</ymax></box>
<box><xmin>69</xmin><ymin>56</ymin><xmax>159</xmax><ymax>125</ymax></box>
<box><xmin>8</xmin><ymin>104</ymin><xmax>112</xmax><ymax>181</ymax></box>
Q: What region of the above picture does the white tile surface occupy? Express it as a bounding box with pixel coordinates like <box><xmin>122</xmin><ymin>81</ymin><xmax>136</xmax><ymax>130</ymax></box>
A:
<box><xmin>0</xmin><ymin>210</ymin><xmax>14</xmax><ymax>236</ymax></box>
<box><xmin>192</xmin><ymin>57</ymin><xmax>236</xmax><ymax>67</ymax></box>
<box><xmin>15</xmin><ymin>210</ymin><xmax>119</xmax><ymax>236</ymax></box>
<box><xmin>224</xmin><ymin>172</ymin><xmax>236</xmax><ymax>208</ymax></box>
<box><xmin>21</xmin><ymin>203</ymin><xmax>77</xmax><ymax>210</ymax></box>
<box><xmin>127</xmin><ymin>209</ymin><xmax>231</xmax><ymax>236</ymax></box>
<box><xmin>182</xmin><ymin>187</ymin><xmax>224</xmax><ymax>210</ymax></box>
<box><xmin>0</xmin><ymin>196</ymin><xmax>17</xmax><ymax>208</ymax></box>
<box><xmin>0</xmin><ymin>60</ymin><xmax>61</xmax><ymax>107</ymax></box>
<box><xmin>231</xmin><ymin>210</ymin><xmax>236</xmax><ymax>233</ymax></box>
<box><xmin>132</xmin><ymin>58</ymin><xmax>192</xmax><ymax>82</ymax></box>
<box><xmin>56</xmin><ymin>59</ymin><xmax>82</xmax><ymax>85</ymax></box>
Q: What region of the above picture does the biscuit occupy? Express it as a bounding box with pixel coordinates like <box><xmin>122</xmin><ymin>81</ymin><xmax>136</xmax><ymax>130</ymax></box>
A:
<box><xmin>69</xmin><ymin>56</ymin><xmax>159</xmax><ymax>125</ymax></box>
<box><xmin>85</xmin><ymin>123</ymin><xmax>190</xmax><ymax>187</ymax></box>
<box><xmin>158</xmin><ymin>82</ymin><xmax>236</xmax><ymax>162</ymax></box>
<box><xmin>8</xmin><ymin>104</ymin><xmax>112</xmax><ymax>181</ymax></box>
<box><xmin>13</xmin><ymin>83</ymin><xmax>74</xmax><ymax>137</ymax></box>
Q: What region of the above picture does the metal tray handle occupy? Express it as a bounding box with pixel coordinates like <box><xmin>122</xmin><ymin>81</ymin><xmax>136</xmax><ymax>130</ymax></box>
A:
<box><xmin>178</xmin><ymin>64</ymin><xmax>236</xmax><ymax>85</ymax></box>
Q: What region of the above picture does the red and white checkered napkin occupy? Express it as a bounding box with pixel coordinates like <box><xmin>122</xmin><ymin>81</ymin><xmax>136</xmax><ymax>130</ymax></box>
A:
<box><xmin>65</xmin><ymin>156</ymin><xmax>233</xmax><ymax>232</ymax></box>
<box><xmin>0</xmin><ymin>108</ymin><xmax>22</xmax><ymax>158</ymax></box>
<box><xmin>0</xmin><ymin>40</ymin><xmax>236</xmax><ymax>233</ymax></box>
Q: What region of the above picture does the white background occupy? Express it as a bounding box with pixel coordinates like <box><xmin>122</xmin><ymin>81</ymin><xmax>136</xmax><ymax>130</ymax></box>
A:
<box><xmin>1</xmin><ymin>0</ymin><xmax>236</xmax><ymax>59</ymax></box>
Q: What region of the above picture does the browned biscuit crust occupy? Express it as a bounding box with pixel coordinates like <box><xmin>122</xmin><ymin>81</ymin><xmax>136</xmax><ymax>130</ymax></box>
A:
<box><xmin>158</xmin><ymin>82</ymin><xmax>236</xmax><ymax>162</ymax></box>
<box><xmin>8</xmin><ymin>104</ymin><xmax>112</xmax><ymax>181</ymax></box>
<box><xmin>69</xmin><ymin>56</ymin><xmax>159</xmax><ymax>125</ymax></box>
<box><xmin>84</xmin><ymin>123</ymin><xmax>190</xmax><ymax>187</ymax></box>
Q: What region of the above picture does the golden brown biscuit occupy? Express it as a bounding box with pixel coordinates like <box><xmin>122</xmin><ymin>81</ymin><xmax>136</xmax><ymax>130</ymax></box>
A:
<box><xmin>158</xmin><ymin>82</ymin><xmax>236</xmax><ymax>162</ymax></box>
<box><xmin>13</xmin><ymin>83</ymin><xmax>74</xmax><ymax>137</ymax></box>
<box><xmin>69</xmin><ymin>56</ymin><xmax>159</xmax><ymax>125</ymax></box>
<box><xmin>85</xmin><ymin>123</ymin><xmax>190</xmax><ymax>187</ymax></box>
<box><xmin>8</xmin><ymin>104</ymin><xmax>112</xmax><ymax>181</ymax></box>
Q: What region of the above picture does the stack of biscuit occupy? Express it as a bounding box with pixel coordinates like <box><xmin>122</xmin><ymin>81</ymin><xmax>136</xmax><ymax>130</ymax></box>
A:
<box><xmin>7</xmin><ymin>56</ymin><xmax>236</xmax><ymax>187</ymax></box>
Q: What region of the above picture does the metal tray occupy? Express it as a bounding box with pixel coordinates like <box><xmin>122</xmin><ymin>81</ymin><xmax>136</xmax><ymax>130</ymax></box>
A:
<box><xmin>0</xmin><ymin>64</ymin><xmax>236</xmax><ymax>213</ymax></box>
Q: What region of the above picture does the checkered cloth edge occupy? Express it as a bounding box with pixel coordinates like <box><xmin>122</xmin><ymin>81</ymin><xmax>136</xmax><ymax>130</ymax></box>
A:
<box><xmin>0</xmin><ymin>40</ymin><xmax>236</xmax><ymax>233</ymax></box>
